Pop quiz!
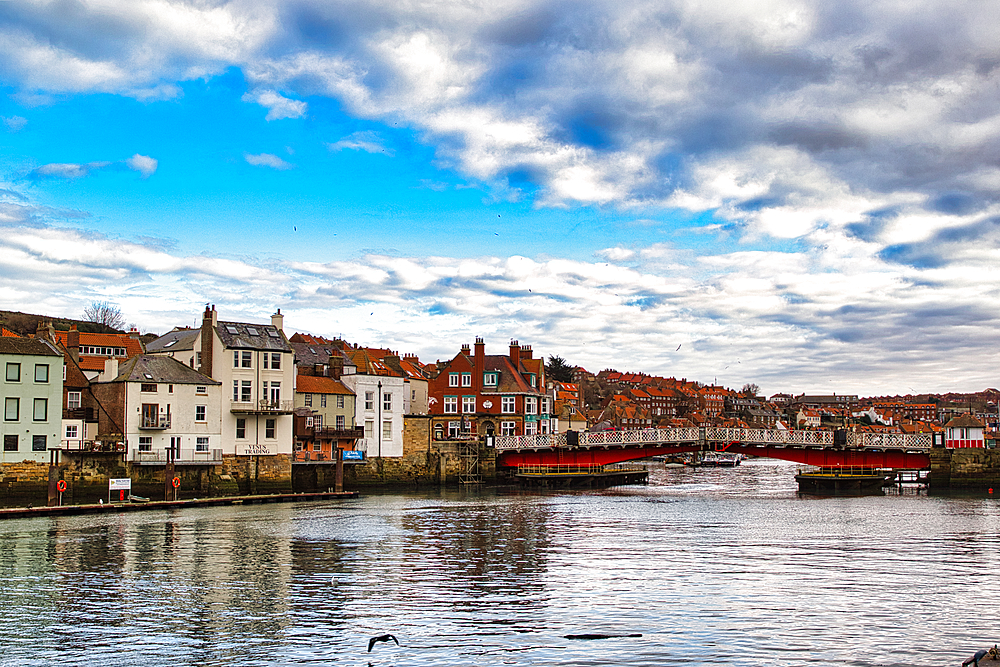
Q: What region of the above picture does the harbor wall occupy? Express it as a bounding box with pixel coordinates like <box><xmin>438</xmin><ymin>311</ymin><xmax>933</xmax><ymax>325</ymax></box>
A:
<box><xmin>929</xmin><ymin>448</ymin><xmax>1000</xmax><ymax>490</ymax></box>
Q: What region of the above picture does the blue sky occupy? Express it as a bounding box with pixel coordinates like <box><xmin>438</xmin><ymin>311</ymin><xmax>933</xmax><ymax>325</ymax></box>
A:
<box><xmin>2</xmin><ymin>0</ymin><xmax>1000</xmax><ymax>395</ymax></box>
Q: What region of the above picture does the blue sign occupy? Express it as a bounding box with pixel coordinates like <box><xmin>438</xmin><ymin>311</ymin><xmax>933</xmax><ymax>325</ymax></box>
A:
<box><xmin>342</xmin><ymin>450</ymin><xmax>364</xmax><ymax>461</ymax></box>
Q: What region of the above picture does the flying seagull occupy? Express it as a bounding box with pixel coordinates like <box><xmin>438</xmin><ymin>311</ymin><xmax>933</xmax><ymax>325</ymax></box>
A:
<box><xmin>676</xmin><ymin>344</ymin><xmax>681</xmax><ymax>351</ymax></box>
<box><xmin>368</xmin><ymin>634</ymin><xmax>399</xmax><ymax>652</ymax></box>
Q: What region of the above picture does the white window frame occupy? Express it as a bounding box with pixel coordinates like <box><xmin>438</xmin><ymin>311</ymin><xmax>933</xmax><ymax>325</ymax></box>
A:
<box><xmin>461</xmin><ymin>373</ymin><xmax>472</xmax><ymax>387</ymax></box>
<box><xmin>462</xmin><ymin>396</ymin><xmax>476</xmax><ymax>413</ymax></box>
<box><xmin>67</xmin><ymin>391</ymin><xmax>82</xmax><ymax>409</ymax></box>
<box><xmin>448</xmin><ymin>373</ymin><xmax>459</xmax><ymax>387</ymax></box>
<box><xmin>500</xmin><ymin>421</ymin><xmax>516</xmax><ymax>436</ymax></box>
<box><xmin>501</xmin><ymin>396</ymin><xmax>516</xmax><ymax>414</ymax></box>
<box><xmin>444</xmin><ymin>396</ymin><xmax>458</xmax><ymax>414</ymax></box>
<box><xmin>525</xmin><ymin>397</ymin><xmax>537</xmax><ymax>415</ymax></box>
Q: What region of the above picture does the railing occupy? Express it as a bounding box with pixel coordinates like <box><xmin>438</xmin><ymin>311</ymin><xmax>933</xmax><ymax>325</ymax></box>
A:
<box><xmin>496</xmin><ymin>426</ymin><xmax>936</xmax><ymax>451</ymax></box>
<box><xmin>516</xmin><ymin>462</ymin><xmax>648</xmax><ymax>475</ymax></box>
<box><xmin>60</xmin><ymin>440</ymin><xmax>125</xmax><ymax>452</ymax></box>
<box><xmin>312</xmin><ymin>426</ymin><xmax>364</xmax><ymax>440</ymax></box>
<box><xmin>294</xmin><ymin>451</ymin><xmax>337</xmax><ymax>462</ymax></box>
<box><xmin>230</xmin><ymin>400</ymin><xmax>294</xmax><ymax>414</ymax></box>
<box><xmin>139</xmin><ymin>416</ymin><xmax>171</xmax><ymax>430</ymax></box>
<box><xmin>130</xmin><ymin>448</ymin><xmax>224</xmax><ymax>464</ymax></box>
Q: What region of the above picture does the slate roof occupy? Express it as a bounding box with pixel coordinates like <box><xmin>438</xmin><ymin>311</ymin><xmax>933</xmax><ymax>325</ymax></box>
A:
<box><xmin>215</xmin><ymin>321</ymin><xmax>291</xmax><ymax>352</ymax></box>
<box><xmin>291</xmin><ymin>341</ymin><xmax>357</xmax><ymax>371</ymax></box>
<box><xmin>0</xmin><ymin>337</ymin><xmax>62</xmax><ymax>357</ymax></box>
<box><xmin>145</xmin><ymin>328</ymin><xmax>200</xmax><ymax>353</ymax></box>
<box><xmin>108</xmin><ymin>355</ymin><xmax>220</xmax><ymax>385</ymax></box>
<box><xmin>945</xmin><ymin>413</ymin><xmax>985</xmax><ymax>428</ymax></box>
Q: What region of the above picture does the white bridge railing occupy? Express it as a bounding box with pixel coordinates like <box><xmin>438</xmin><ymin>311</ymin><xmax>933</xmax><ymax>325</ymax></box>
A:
<box><xmin>494</xmin><ymin>427</ymin><xmax>934</xmax><ymax>451</ymax></box>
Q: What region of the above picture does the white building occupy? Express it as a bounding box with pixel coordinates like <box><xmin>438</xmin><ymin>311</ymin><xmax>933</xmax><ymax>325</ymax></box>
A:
<box><xmin>147</xmin><ymin>306</ymin><xmax>296</xmax><ymax>457</ymax></box>
<box><xmin>91</xmin><ymin>355</ymin><xmax>222</xmax><ymax>463</ymax></box>
<box><xmin>0</xmin><ymin>337</ymin><xmax>63</xmax><ymax>463</ymax></box>
<box><xmin>340</xmin><ymin>349</ymin><xmax>405</xmax><ymax>457</ymax></box>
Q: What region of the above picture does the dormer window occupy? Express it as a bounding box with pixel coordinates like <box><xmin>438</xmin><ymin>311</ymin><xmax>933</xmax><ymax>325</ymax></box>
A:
<box><xmin>483</xmin><ymin>373</ymin><xmax>498</xmax><ymax>387</ymax></box>
<box><xmin>529</xmin><ymin>374</ymin><xmax>536</xmax><ymax>387</ymax></box>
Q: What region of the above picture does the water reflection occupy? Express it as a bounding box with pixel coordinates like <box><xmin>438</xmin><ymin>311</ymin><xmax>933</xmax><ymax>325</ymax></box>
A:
<box><xmin>0</xmin><ymin>461</ymin><xmax>998</xmax><ymax>666</ymax></box>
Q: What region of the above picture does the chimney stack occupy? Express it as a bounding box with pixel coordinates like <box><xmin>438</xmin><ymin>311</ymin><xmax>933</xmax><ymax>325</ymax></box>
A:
<box><xmin>509</xmin><ymin>339</ymin><xmax>521</xmax><ymax>368</ymax></box>
<box><xmin>67</xmin><ymin>325</ymin><xmax>80</xmax><ymax>363</ymax></box>
<box><xmin>474</xmin><ymin>337</ymin><xmax>485</xmax><ymax>386</ymax></box>
<box><xmin>103</xmin><ymin>358</ymin><xmax>118</xmax><ymax>381</ymax></box>
<box><xmin>271</xmin><ymin>308</ymin><xmax>284</xmax><ymax>334</ymax></box>
<box><xmin>200</xmin><ymin>305</ymin><xmax>216</xmax><ymax>377</ymax></box>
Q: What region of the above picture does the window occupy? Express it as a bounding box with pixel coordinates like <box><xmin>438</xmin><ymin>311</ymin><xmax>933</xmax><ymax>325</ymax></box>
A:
<box><xmin>525</xmin><ymin>397</ymin><xmax>537</xmax><ymax>415</ymax></box>
<box><xmin>483</xmin><ymin>372</ymin><xmax>498</xmax><ymax>386</ymax></box>
<box><xmin>196</xmin><ymin>386</ymin><xmax>207</xmax><ymax>395</ymax></box>
<box><xmin>236</xmin><ymin>418</ymin><xmax>246</xmax><ymax>439</ymax></box>
<box><xmin>314</xmin><ymin>414</ymin><xmax>322</xmax><ymax>428</ymax></box>
<box><xmin>461</xmin><ymin>373</ymin><xmax>472</xmax><ymax>387</ymax></box>
<box><xmin>141</xmin><ymin>383</ymin><xmax>157</xmax><ymax>392</ymax></box>
<box><xmin>269</xmin><ymin>382</ymin><xmax>280</xmax><ymax>404</ymax></box>
<box><xmin>195</xmin><ymin>405</ymin><xmax>206</xmax><ymax>422</ymax></box>
<box><xmin>365</xmin><ymin>391</ymin><xmax>374</xmax><ymax>410</ymax></box>
<box><xmin>541</xmin><ymin>398</ymin><xmax>550</xmax><ymax>414</ymax></box>
<box><xmin>448</xmin><ymin>421</ymin><xmax>461</xmax><ymax>438</ymax></box>
<box><xmin>306</xmin><ymin>416</ymin><xmax>314</xmax><ymax>427</ymax></box>
<box><xmin>383</xmin><ymin>392</ymin><xmax>392</xmax><ymax>411</ymax></box>
<box><xmin>539</xmin><ymin>420</ymin><xmax>550</xmax><ymax>434</ymax></box>
<box><xmin>6</xmin><ymin>362</ymin><xmax>20</xmax><ymax>382</ymax></box>
<box><xmin>448</xmin><ymin>373</ymin><xmax>459</xmax><ymax>387</ymax></box>
<box><xmin>321</xmin><ymin>394</ymin><xmax>327</xmax><ymax>408</ymax></box>
<box><xmin>32</xmin><ymin>435</ymin><xmax>46</xmax><ymax>452</ymax></box>
<box><xmin>463</xmin><ymin>396</ymin><xmax>476</xmax><ymax>413</ymax></box>
<box><xmin>304</xmin><ymin>393</ymin><xmax>313</xmax><ymax>407</ymax></box>
<box><xmin>444</xmin><ymin>396</ymin><xmax>458</xmax><ymax>413</ymax></box>
<box><xmin>500</xmin><ymin>421</ymin><xmax>516</xmax><ymax>436</ymax></box>
<box><xmin>263</xmin><ymin>353</ymin><xmax>269</xmax><ymax>369</ymax></box>
<box><xmin>265</xmin><ymin>418</ymin><xmax>276</xmax><ymax>439</ymax></box>
<box><xmin>365</xmin><ymin>420</ymin><xmax>374</xmax><ymax>438</ymax></box>
<box><xmin>271</xmin><ymin>353</ymin><xmax>281</xmax><ymax>369</ymax></box>
<box><xmin>34</xmin><ymin>364</ymin><xmax>49</xmax><ymax>383</ymax></box>
<box><xmin>3</xmin><ymin>434</ymin><xmax>16</xmax><ymax>451</ymax></box>
<box><xmin>336</xmin><ymin>415</ymin><xmax>345</xmax><ymax>429</ymax></box>
<box><xmin>241</xmin><ymin>351</ymin><xmax>252</xmax><ymax>368</ymax></box>
<box><xmin>241</xmin><ymin>381</ymin><xmax>252</xmax><ymax>403</ymax></box>
<box><xmin>336</xmin><ymin>395</ymin><xmax>345</xmax><ymax>409</ymax></box>
<box><xmin>196</xmin><ymin>437</ymin><xmax>209</xmax><ymax>452</ymax></box>
<box><xmin>65</xmin><ymin>424</ymin><xmax>78</xmax><ymax>439</ymax></box>
<box><xmin>382</xmin><ymin>420</ymin><xmax>392</xmax><ymax>440</ymax></box>
<box><xmin>502</xmin><ymin>396</ymin><xmax>516</xmax><ymax>414</ymax></box>
<box><xmin>233</xmin><ymin>380</ymin><xmax>239</xmax><ymax>401</ymax></box>
<box><xmin>524</xmin><ymin>421</ymin><xmax>537</xmax><ymax>435</ymax></box>
<box><xmin>233</xmin><ymin>351</ymin><xmax>240</xmax><ymax>367</ymax></box>
<box><xmin>67</xmin><ymin>392</ymin><xmax>82</xmax><ymax>409</ymax></box>
<box><xmin>138</xmin><ymin>436</ymin><xmax>152</xmax><ymax>451</ymax></box>
<box><xmin>33</xmin><ymin>398</ymin><xmax>47</xmax><ymax>422</ymax></box>
<box><xmin>529</xmin><ymin>374</ymin><xmax>536</xmax><ymax>387</ymax></box>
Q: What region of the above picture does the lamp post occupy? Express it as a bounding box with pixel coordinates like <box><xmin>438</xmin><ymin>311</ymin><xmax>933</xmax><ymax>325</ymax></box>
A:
<box><xmin>377</xmin><ymin>380</ymin><xmax>383</xmax><ymax>478</ymax></box>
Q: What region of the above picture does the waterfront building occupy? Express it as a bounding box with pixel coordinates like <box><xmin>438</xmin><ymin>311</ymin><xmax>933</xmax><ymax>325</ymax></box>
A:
<box><xmin>427</xmin><ymin>338</ymin><xmax>548</xmax><ymax>440</ymax></box>
<box><xmin>293</xmin><ymin>375</ymin><xmax>361</xmax><ymax>460</ymax></box>
<box><xmin>90</xmin><ymin>355</ymin><xmax>223</xmax><ymax>464</ymax></box>
<box><xmin>339</xmin><ymin>349</ymin><xmax>405</xmax><ymax>457</ymax></box>
<box><xmin>0</xmin><ymin>337</ymin><xmax>63</xmax><ymax>463</ymax></box>
<box><xmin>52</xmin><ymin>324</ymin><xmax>145</xmax><ymax>379</ymax></box>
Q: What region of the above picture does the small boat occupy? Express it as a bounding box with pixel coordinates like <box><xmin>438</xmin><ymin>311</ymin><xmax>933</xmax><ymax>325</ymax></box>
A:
<box><xmin>128</xmin><ymin>494</ymin><xmax>150</xmax><ymax>503</ymax></box>
<box><xmin>701</xmin><ymin>451</ymin><xmax>743</xmax><ymax>467</ymax></box>
<box><xmin>795</xmin><ymin>468</ymin><xmax>892</xmax><ymax>494</ymax></box>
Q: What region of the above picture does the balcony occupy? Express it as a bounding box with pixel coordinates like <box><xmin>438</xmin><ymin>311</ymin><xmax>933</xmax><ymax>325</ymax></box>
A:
<box><xmin>60</xmin><ymin>440</ymin><xmax>125</xmax><ymax>453</ymax></box>
<box><xmin>130</xmin><ymin>448</ymin><xmax>224</xmax><ymax>465</ymax></box>
<box><xmin>230</xmin><ymin>399</ymin><xmax>294</xmax><ymax>415</ymax></box>
<box><xmin>139</xmin><ymin>416</ymin><xmax>171</xmax><ymax>430</ymax></box>
<box><xmin>313</xmin><ymin>426</ymin><xmax>364</xmax><ymax>440</ymax></box>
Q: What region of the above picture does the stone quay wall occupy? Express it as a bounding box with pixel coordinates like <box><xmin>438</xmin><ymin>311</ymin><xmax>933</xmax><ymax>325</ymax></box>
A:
<box><xmin>930</xmin><ymin>448</ymin><xmax>1000</xmax><ymax>490</ymax></box>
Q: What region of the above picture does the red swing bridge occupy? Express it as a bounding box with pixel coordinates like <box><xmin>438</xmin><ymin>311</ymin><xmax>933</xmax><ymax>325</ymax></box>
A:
<box><xmin>494</xmin><ymin>427</ymin><xmax>935</xmax><ymax>470</ymax></box>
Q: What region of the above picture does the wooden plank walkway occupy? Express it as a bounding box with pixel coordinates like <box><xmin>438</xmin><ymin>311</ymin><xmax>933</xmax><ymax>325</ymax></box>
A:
<box><xmin>0</xmin><ymin>490</ymin><xmax>359</xmax><ymax>520</ymax></box>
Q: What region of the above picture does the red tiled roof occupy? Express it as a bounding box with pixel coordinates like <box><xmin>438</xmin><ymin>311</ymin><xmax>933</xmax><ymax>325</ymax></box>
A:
<box><xmin>296</xmin><ymin>375</ymin><xmax>353</xmax><ymax>395</ymax></box>
<box><xmin>0</xmin><ymin>327</ymin><xmax>19</xmax><ymax>337</ymax></box>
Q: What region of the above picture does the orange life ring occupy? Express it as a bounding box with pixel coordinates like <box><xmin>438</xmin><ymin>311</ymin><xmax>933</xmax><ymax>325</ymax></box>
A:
<box><xmin>56</xmin><ymin>480</ymin><xmax>67</xmax><ymax>492</ymax></box>
<box><xmin>172</xmin><ymin>476</ymin><xmax>181</xmax><ymax>488</ymax></box>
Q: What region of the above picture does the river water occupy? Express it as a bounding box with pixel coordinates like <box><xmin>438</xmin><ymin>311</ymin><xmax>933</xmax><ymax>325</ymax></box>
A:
<box><xmin>1</xmin><ymin>459</ymin><xmax>997</xmax><ymax>667</ymax></box>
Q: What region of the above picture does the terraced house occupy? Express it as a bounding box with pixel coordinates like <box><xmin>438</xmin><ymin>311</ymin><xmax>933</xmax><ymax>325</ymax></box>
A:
<box><xmin>428</xmin><ymin>339</ymin><xmax>548</xmax><ymax>440</ymax></box>
<box><xmin>0</xmin><ymin>337</ymin><xmax>63</xmax><ymax>463</ymax></box>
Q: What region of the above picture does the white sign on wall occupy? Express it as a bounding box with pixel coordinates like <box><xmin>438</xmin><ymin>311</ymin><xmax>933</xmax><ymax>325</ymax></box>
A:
<box><xmin>109</xmin><ymin>478</ymin><xmax>132</xmax><ymax>490</ymax></box>
<box><xmin>238</xmin><ymin>444</ymin><xmax>274</xmax><ymax>456</ymax></box>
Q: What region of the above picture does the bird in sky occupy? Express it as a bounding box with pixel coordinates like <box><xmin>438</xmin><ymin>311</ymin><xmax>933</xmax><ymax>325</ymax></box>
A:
<box><xmin>676</xmin><ymin>344</ymin><xmax>682</xmax><ymax>351</ymax></box>
<box><xmin>368</xmin><ymin>634</ymin><xmax>399</xmax><ymax>652</ymax></box>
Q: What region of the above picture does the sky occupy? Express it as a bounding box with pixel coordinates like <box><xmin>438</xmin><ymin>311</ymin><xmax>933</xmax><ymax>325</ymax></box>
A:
<box><xmin>1</xmin><ymin>0</ymin><xmax>999</xmax><ymax>396</ymax></box>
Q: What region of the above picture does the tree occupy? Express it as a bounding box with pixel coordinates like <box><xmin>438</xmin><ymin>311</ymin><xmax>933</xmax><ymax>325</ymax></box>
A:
<box><xmin>83</xmin><ymin>301</ymin><xmax>126</xmax><ymax>330</ymax></box>
<box><xmin>741</xmin><ymin>383</ymin><xmax>760</xmax><ymax>397</ymax></box>
<box><xmin>545</xmin><ymin>355</ymin><xmax>575</xmax><ymax>383</ymax></box>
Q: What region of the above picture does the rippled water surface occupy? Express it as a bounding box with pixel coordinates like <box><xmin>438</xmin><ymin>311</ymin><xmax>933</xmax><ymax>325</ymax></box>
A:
<box><xmin>1</xmin><ymin>459</ymin><xmax>998</xmax><ymax>667</ymax></box>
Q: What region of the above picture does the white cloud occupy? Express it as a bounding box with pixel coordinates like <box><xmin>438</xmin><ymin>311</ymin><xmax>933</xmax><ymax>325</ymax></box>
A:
<box><xmin>3</xmin><ymin>116</ymin><xmax>27</xmax><ymax>132</ymax></box>
<box><xmin>327</xmin><ymin>131</ymin><xmax>394</xmax><ymax>156</ymax></box>
<box><xmin>241</xmin><ymin>89</ymin><xmax>307</xmax><ymax>121</ymax></box>
<box><xmin>126</xmin><ymin>154</ymin><xmax>158</xmax><ymax>178</ymax></box>
<box><xmin>244</xmin><ymin>153</ymin><xmax>293</xmax><ymax>170</ymax></box>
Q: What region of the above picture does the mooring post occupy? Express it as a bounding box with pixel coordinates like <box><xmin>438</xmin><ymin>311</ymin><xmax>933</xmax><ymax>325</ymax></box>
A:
<box><xmin>335</xmin><ymin>447</ymin><xmax>344</xmax><ymax>493</ymax></box>
<box><xmin>164</xmin><ymin>445</ymin><xmax>175</xmax><ymax>501</ymax></box>
<box><xmin>47</xmin><ymin>449</ymin><xmax>60</xmax><ymax>507</ymax></box>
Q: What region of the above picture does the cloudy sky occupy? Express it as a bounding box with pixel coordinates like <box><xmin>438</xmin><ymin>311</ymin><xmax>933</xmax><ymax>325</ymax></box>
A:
<box><xmin>2</xmin><ymin>0</ymin><xmax>999</xmax><ymax>395</ymax></box>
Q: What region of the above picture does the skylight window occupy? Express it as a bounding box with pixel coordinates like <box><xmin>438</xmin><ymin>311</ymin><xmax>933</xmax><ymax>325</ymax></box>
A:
<box><xmin>164</xmin><ymin>340</ymin><xmax>177</xmax><ymax>347</ymax></box>
<box><xmin>143</xmin><ymin>373</ymin><xmax>153</xmax><ymax>379</ymax></box>
<box><xmin>267</xmin><ymin>329</ymin><xmax>279</xmax><ymax>338</ymax></box>
<box><xmin>246</xmin><ymin>327</ymin><xmax>259</xmax><ymax>336</ymax></box>
<box><xmin>226</xmin><ymin>325</ymin><xmax>239</xmax><ymax>334</ymax></box>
